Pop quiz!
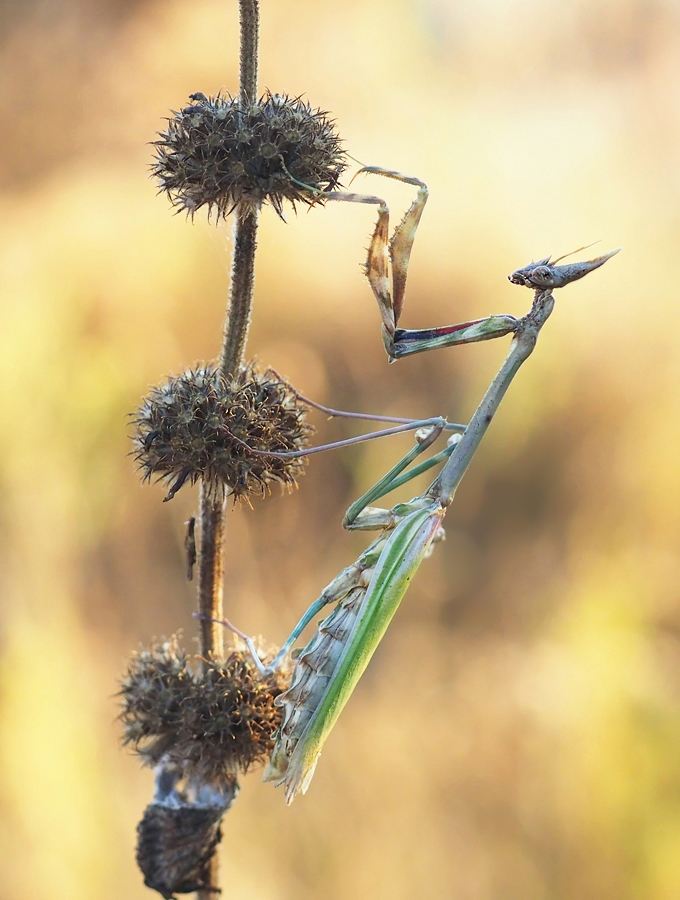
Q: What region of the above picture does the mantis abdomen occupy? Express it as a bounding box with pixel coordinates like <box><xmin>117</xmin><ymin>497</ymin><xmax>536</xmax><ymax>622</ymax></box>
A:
<box><xmin>265</xmin><ymin>501</ymin><xmax>445</xmax><ymax>803</ymax></box>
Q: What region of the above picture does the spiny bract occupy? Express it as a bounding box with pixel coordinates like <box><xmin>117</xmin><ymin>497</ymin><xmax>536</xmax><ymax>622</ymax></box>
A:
<box><xmin>120</xmin><ymin>637</ymin><xmax>292</xmax><ymax>787</ymax></box>
<box><xmin>153</xmin><ymin>90</ymin><xmax>347</xmax><ymax>219</ymax></box>
<box><xmin>132</xmin><ymin>363</ymin><xmax>314</xmax><ymax>502</ymax></box>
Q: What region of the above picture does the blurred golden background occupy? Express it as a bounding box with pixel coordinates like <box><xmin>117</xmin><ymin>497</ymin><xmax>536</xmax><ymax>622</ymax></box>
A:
<box><xmin>0</xmin><ymin>0</ymin><xmax>679</xmax><ymax>897</ymax></box>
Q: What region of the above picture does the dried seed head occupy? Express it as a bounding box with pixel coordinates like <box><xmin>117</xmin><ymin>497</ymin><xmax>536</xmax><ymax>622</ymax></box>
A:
<box><xmin>120</xmin><ymin>637</ymin><xmax>292</xmax><ymax>787</ymax></box>
<box><xmin>132</xmin><ymin>363</ymin><xmax>314</xmax><ymax>502</ymax></box>
<box><xmin>136</xmin><ymin>801</ymin><xmax>223</xmax><ymax>899</ymax></box>
<box><xmin>153</xmin><ymin>90</ymin><xmax>347</xmax><ymax>219</ymax></box>
<box><xmin>119</xmin><ymin>637</ymin><xmax>190</xmax><ymax>758</ymax></box>
<box><xmin>169</xmin><ymin>653</ymin><xmax>290</xmax><ymax>784</ymax></box>
<box><xmin>135</xmin><ymin>767</ymin><xmax>235</xmax><ymax>899</ymax></box>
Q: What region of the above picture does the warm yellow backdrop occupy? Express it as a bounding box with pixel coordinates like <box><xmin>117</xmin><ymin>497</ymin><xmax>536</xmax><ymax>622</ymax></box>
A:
<box><xmin>1</xmin><ymin>0</ymin><xmax>679</xmax><ymax>898</ymax></box>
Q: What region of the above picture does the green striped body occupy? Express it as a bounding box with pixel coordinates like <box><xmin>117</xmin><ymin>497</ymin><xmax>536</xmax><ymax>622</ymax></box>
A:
<box><xmin>264</xmin><ymin>499</ymin><xmax>445</xmax><ymax>803</ymax></box>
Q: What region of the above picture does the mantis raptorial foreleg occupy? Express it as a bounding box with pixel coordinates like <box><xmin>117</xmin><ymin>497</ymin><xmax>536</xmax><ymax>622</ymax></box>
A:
<box><xmin>289</xmin><ymin>163</ymin><xmax>618</xmax><ymax>361</ymax></box>
<box><xmin>350</xmin><ymin>167</ymin><xmax>621</xmax><ymax>361</ymax></box>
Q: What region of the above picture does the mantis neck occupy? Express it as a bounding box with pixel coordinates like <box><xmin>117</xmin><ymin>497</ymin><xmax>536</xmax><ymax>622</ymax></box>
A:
<box><xmin>433</xmin><ymin>289</ymin><xmax>555</xmax><ymax>506</ymax></box>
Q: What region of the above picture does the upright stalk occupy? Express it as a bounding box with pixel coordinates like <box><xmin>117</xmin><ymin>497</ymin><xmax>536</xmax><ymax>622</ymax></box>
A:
<box><xmin>219</xmin><ymin>207</ymin><xmax>259</xmax><ymax>376</ymax></box>
<box><xmin>196</xmin><ymin>2</ymin><xmax>260</xmax><ymax>897</ymax></box>
<box><xmin>196</xmin><ymin>0</ymin><xmax>260</xmax><ymax>667</ymax></box>
<box><xmin>238</xmin><ymin>0</ymin><xmax>259</xmax><ymax>103</ymax></box>
<box><xmin>196</xmin><ymin>484</ymin><xmax>226</xmax><ymax>662</ymax></box>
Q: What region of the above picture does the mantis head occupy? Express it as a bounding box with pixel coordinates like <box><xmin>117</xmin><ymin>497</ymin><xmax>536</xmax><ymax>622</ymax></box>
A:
<box><xmin>509</xmin><ymin>246</ymin><xmax>620</xmax><ymax>290</ymax></box>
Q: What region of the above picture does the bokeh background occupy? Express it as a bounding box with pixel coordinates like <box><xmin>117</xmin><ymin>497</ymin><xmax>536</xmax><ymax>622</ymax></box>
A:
<box><xmin>1</xmin><ymin>0</ymin><xmax>679</xmax><ymax>897</ymax></box>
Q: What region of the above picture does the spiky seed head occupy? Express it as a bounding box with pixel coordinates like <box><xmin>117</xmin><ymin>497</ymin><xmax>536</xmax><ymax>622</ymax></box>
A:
<box><xmin>119</xmin><ymin>637</ymin><xmax>190</xmax><ymax>754</ymax></box>
<box><xmin>136</xmin><ymin>801</ymin><xmax>223</xmax><ymax>899</ymax></box>
<box><xmin>132</xmin><ymin>363</ymin><xmax>314</xmax><ymax>502</ymax></box>
<box><xmin>152</xmin><ymin>90</ymin><xmax>347</xmax><ymax>219</ymax></box>
<box><xmin>120</xmin><ymin>638</ymin><xmax>293</xmax><ymax>788</ymax></box>
<box><xmin>168</xmin><ymin>652</ymin><xmax>291</xmax><ymax>785</ymax></box>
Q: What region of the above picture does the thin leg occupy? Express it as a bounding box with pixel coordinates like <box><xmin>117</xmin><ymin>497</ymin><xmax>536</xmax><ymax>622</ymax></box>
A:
<box><xmin>267</xmin><ymin>371</ymin><xmax>466</xmax><ymax>429</ymax></box>
<box><xmin>343</xmin><ymin>421</ymin><xmax>446</xmax><ymax>528</ymax></box>
<box><xmin>266</xmin><ymin>596</ymin><xmax>338</xmax><ymax>670</ymax></box>
<box><xmin>344</xmin><ymin>440</ymin><xmax>461</xmax><ymax>532</ymax></box>
<box><xmin>380</xmin><ymin>438</ymin><xmax>460</xmax><ymax>494</ymax></box>
<box><xmin>222</xmin><ymin>416</ymin><xmax>457</xmax><ymax>459</ymax></box>
<box><xmin>265</xmin><ymin>560</ymin><xmax>365</xmax><ymax>671</ymax></box>
<box><xmin>193</xmin><ymin>612</ymin><xmax>268</xmax><ymax>674</ymax></box>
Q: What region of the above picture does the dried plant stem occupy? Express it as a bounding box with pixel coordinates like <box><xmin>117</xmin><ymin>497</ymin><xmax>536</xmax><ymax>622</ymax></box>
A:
<box><xmin>196</xmin><ymin>0</ymin><xmax>259</xmax><ymax>664</ymax></box>
<box><xmin>196</xmin><ymin>3</ymin><xmax>259</xmax><ymax>898</ymax></box>
<box><xmin>196</xmin><ymin>484</ymin><xmax>226</xmax><ymax>662</ymax></box>
<box><xmin>219</xmin><ymin>207</ymin><xmax>259</xmax><ymax>377</ymax></box>
<box><xmin>195</xmin><ymin>0</ymin><xmax>259</xmax><ymax>673</ymax></box>
<box><xmin>216</xmin><ymin>0</ymin><xmax>260</xmax><ymax>376</ymax></box>
<box><xmin>196</xmin><ymin>485</ymin><xmax>227</xmax><ymax>900</ymax></box>
<box><xmin>238</xmin><ymin>0</ymin><xmax>259</xmax><ymax>103</ymax></box>
<box><xmin>195</xmin><ymin>206</ymin><xmax>259</xmax><ymax>668</ymax></box>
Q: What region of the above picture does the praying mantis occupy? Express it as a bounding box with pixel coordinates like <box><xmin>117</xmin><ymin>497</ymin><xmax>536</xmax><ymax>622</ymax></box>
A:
<box><xmin>206</xmin><ymin>168</ymin><xmax>620</xmax><ymax>803</ymax></box>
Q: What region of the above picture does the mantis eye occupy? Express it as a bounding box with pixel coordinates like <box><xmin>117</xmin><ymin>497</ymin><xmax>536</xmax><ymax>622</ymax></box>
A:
<box><xmin>529</xmin><ymin>266</ymin><xmax>554</xmax><ymax>287</ymax></box>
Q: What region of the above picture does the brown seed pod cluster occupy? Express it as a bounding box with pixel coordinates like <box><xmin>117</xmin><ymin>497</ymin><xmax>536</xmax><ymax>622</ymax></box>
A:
<box><xmin>132</xmin><ymin>363</ymin><xmax>314</xmax><ymax>502</ymax></box>
<box><xmin>136</xmin><ymin>800</ymin><xmax>224</xmax><ymax>899</ymax></box>
<box><xmin>120</xmin><ymin>637</ymin><xmax>292</xmax><ymax>786</ymax></box>
<box><xmin>153</xmin><ymin>90</ymin><xmax>347</xmax><ymax>219</ymax></box>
